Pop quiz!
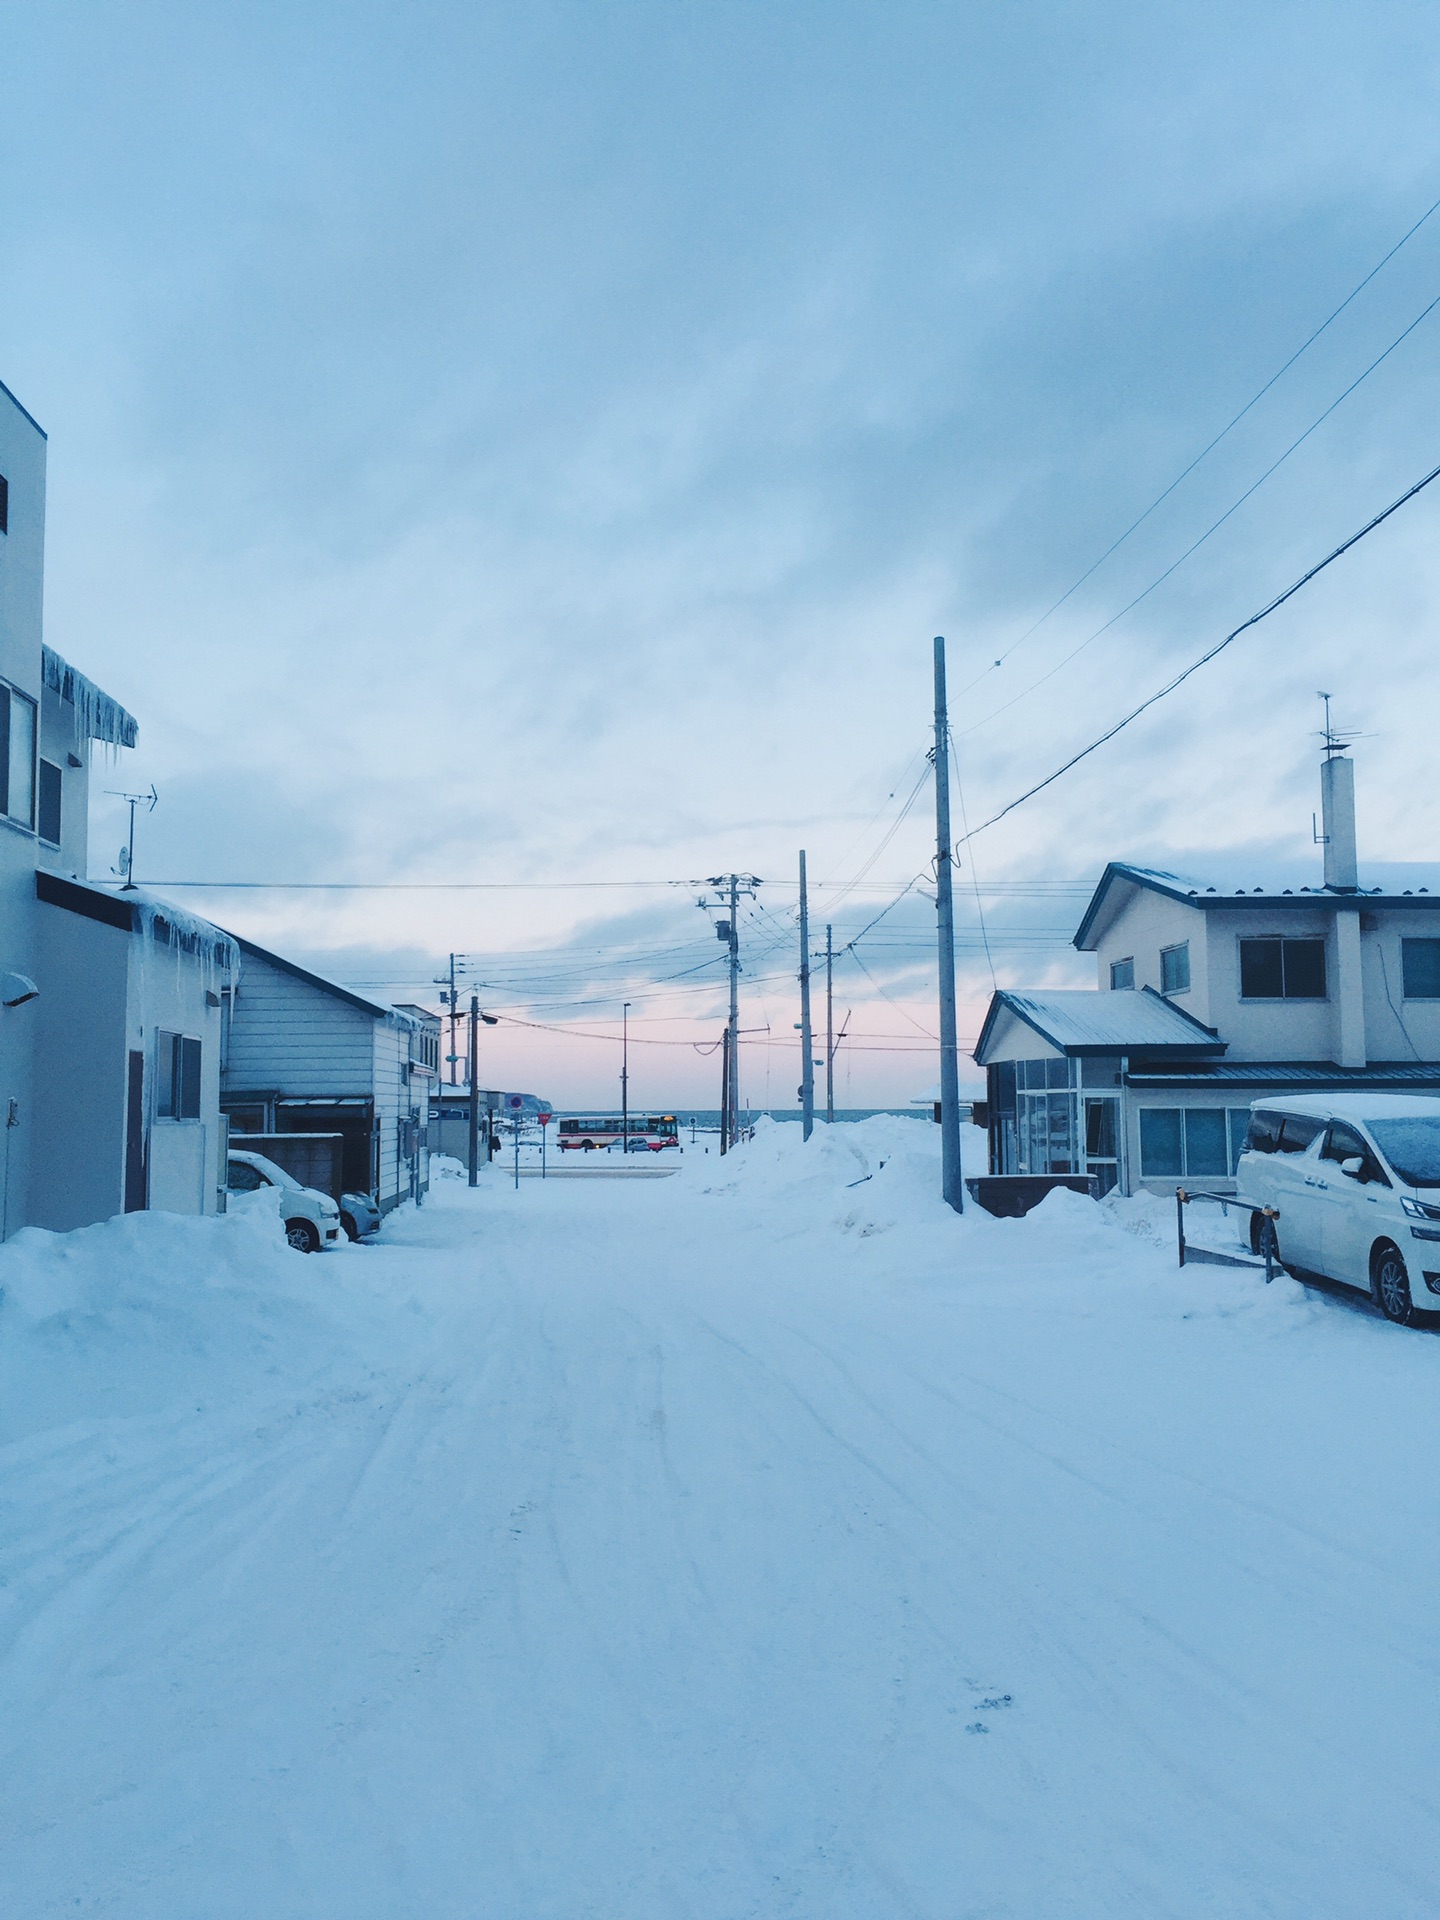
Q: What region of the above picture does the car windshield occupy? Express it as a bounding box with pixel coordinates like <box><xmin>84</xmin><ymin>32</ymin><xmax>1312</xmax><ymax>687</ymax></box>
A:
<box><xmin>1366</xmin><ymin>1119</ymin><xmax>1440</xmax><ymax>1188</ymax></box>
<box><xmin>239</xmin><ymin>1155</ymin><xmax>300</xmax><ymax>1191</ymax></box>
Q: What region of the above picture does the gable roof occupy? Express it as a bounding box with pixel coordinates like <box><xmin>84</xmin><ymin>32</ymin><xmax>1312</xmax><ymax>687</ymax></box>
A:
<box><xmin>228</xmin><ymin>933</ymin><xmax>396</xmax><ymax>1019</ymax></box>
<box><xmin>1074</xmin><ymin>860</ymin><xmax>1440</xmax><ymax>950</ymax></box>
<box><xmin>974</xmin><ymin>985</ymin><xmax>1226</xmax><ymax>1064</ymax></box>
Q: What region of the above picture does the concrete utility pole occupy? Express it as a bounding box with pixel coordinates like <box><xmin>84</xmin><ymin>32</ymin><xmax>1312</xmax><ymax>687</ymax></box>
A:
<box><xmin>467</xmin><ymin>993</ymin><xmax>480</xmax><ymax>1188</ymax></box>
<box><xmin>621</xmin><ymin>1001</ymin><xmax>630</xmax><ymax>1153</ymax></box>
<box><xmin>933</xmin><ymin>636</ymin><xmax>964</xmax><ymax>1213</ymax></box>
<box><xmin>727</xmin><ymin>874</ymin><xmax>740</xmax><ymax>1148</ymax></box>
<box><xmin>798</xmin><ymin>851</ymin><xmax>814</xmax><ymax>1140</ymax></box>
<box><xmin>448</xmin><ymin>954</ymin><xmax>458</xmax><ymax>1085</ymax></box>
<box><xmin>824</xmin><ymin>923</ymin><xmax>835</xmax><ymax>1124</ymax></box>
<box><xmin>719</xmin><ymin>1026</ymin><xmax>730</xmax><ymax>1158</ymax></box>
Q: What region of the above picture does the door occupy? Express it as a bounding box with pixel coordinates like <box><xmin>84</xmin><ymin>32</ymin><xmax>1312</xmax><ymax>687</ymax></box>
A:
<box><xmin>123</xmin><ymin>1050</ymin><xmax>148</xmax><ymax>1212</ymax></box>
<box><xmin>1314</xmin><ymin>1122</ymin><xmax>1392</xmax><ymax>1290</ymax></box>
<box><xmin>1268</xmin><ymin>1113</ymin><xmax>1327</xmax><ymax>1271</ymax></box>
<box><xmin>1083</xmin><ymin>1097</ymin><xmax>1120</xmax><ymax>1196</ymax></box>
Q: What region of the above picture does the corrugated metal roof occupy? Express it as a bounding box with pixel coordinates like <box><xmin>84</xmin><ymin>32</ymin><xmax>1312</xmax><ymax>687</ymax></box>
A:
<box><xmin>975</xmin><ymin>986</ymin><xmax>1224</xmax><ymax>1061</ymax></box>
<box><xmin>1124</xmin><ymin>1060</ymin><xmax>1440</xmax><ymax>1089</ymax></box>
<box><xmin>1075</xmin><ymin>860</ymin><xmax>1440</xmax><ymax>949</ymax></box>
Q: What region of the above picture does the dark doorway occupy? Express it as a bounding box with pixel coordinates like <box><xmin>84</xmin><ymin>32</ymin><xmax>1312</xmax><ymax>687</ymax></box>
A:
<box><xmin>124</xmin><ymin>1050</ymin><xmax>147</xmax><ymax>1211</ymax></box>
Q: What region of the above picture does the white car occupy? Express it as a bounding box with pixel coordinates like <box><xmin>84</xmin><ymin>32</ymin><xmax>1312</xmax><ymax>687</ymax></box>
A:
<box><xmin>1236</xmin><ymin>1093</ymin><xmax>1440</xmax><ymax>1326</ymax></box>
<box><xmin>226</xmin><ymin>1149</ymin><xmax>343</xmax><ymax>1253</ymax></box>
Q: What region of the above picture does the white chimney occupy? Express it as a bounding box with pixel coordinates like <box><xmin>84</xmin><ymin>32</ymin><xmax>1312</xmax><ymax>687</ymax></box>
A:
<box><xmin>1320</xmin><ymin>753</ymin><xmax>1357</xmax><ymax>892</ymax></box>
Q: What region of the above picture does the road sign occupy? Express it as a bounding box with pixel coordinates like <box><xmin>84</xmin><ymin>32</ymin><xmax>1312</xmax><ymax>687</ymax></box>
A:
<box><xmin>537</xmin><ymin>1111</ymin><xmax>551</xmax><ymax>1126</ymax></box>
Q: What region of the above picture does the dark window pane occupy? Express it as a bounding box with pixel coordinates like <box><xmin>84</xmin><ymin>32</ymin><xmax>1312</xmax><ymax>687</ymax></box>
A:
<box><xmin>0</xmin><ymin>473</ymin><xmax>8</xmax><ymax>534</ymax></box>
<box><xmin>227</xmin><ymin>1160</ymin><xmax>263</xmax><ymax>1192</ymax></box>
<box><xmin>1184</xmin><ymin>1109</ymin><xmax>1228</xmax><ymax>1177</ymax></box>
<box><xmin>1245</xmin><ymin>1109</ymin><xmax>1283</xmax><ymax>1154</ymax></box>
<box><xmin>1402</xmin><ymin>939</ymin><xmax>1440</xmax><ymax>1000</ymax></box>
<box><xmin>179</xmin><ymin>1037</ymin><xmax>202</xmax><ymax>1120</ymax></box>
<box><xmin>1140</xmin><ymin>1108</ymin><xmax>1183</xmax><ymax>1177</ymax></box>
<box><xmin>1277</xmin><ymin>1114</ymin><xmax>1324</xmax><ymax>1154</ymax></box>
<box><xmin>1281</xmin><ymin>939</ymin><xmax>1326</xmax><ymax>998</ymax></box>
<box><xmin>155</xmin><ymin>1030</ymin><xmax>179</xmax><ymax>1118</ymax></box>
<box><xmin>1227</xmin><ymin>1109</ymin><xmax>1251</xmax><ymax>1173</ymax></box>
<box><xmin>1109</xmin><ymin>957</ymin><xmax>1134</xmax><ymax>991</ymax></box>
<box><xmin>1160</xmin><ymin>944</ymin><xmax>1190</xmax><ymax>994</ymax></box>
<box><xmin>1240</xmin><ymin>939</ymin><xmax>1284</xmax><ymax>998</ymax></box>
<box><xmin>37</xmin><ymin>759</ymin><xmax>61</xmax><ymax>845</ymax></box>
<box><xmin>1085</xmin><ymin>1099</ymin><xmax>1117</xmax><ymax>1157</ymax></box>
<box><xmin>1046</xmin><ymin>1058</ymin><xmax>1071</xmax><ymax>1090</ymax></box>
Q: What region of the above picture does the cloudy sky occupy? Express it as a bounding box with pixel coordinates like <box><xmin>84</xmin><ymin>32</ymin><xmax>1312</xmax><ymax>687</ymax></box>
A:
<box><xmin>3</xmin><ymin>1</ymin><xmax>1439</xmax><ymax>1108</ymax></box>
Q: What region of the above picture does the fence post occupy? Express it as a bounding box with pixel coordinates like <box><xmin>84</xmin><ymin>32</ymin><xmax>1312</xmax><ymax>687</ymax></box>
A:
<box><xmin>1263</xmin><ymin>1206</ymin><xmax>1277</xmax><ymax>1284</ymax></box>
<box><xmin>1176</xmin><ymin>1187</ymin><xmax>1187</xmax><ymax>1268</ymax></box>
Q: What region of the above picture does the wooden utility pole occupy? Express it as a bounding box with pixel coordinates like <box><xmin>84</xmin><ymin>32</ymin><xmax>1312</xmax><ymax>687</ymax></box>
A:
<box><xmin>933</xmin><ymin>636</ymin><xmax>964</xmax><ymax>1213</ymax></box>
<box><xmin>467</xmin><ymin>993</ymin><xmax>480</xmax><ymax>1188</ymax></box>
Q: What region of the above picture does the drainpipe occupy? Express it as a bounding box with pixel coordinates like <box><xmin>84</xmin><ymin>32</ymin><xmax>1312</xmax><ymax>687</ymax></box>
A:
<box><xmin>1321</xmin><ymin>751</ymin><xmax>1366</xmax><ymax>1068</ymax></box>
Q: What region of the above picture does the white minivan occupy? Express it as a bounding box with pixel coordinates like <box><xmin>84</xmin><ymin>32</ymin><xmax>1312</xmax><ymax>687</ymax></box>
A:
<box><xmin>226</xmin><ymin>1149</ymin><xmax>343</xmax><ymax>1253</ymax></box>
<box><xmin>1236</xmin><ymin>1093</ymin><xmax>1440</xmax><ymax>1326</ymax></box>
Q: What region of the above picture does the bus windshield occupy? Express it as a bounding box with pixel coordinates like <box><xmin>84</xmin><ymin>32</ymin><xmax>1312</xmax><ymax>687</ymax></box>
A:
<box><xmin>1367</xmin><ymin>1118</ymin><xmax>1440</xmax><ymax>1188</ymax></box>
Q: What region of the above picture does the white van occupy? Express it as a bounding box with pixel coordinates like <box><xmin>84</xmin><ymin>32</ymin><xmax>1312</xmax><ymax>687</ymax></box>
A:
<box><xmin>1236</xmin><ymin>1094</ymin><xmax>1440</xmax><ymax>1326</ymax></box>
<box><xmin>226</xmin><ymin>1149</ymin><xmax>342</xmax><ymax>1253</ymax></box>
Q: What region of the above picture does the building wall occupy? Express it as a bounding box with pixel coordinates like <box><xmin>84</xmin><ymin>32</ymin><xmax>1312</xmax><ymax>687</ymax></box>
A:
<box><xmin>371</xmin><ymin>1016</ymin><xmax>429</xmax><ymax>1211</ymax></box>
<box><xmin>1092</xmin><ymin>889</ymin><xmax>1212</xmax><ymax>1025</ymax></box>
<box><xmin>225</xmin><ymin>952</ymin><xmax>377</xmax><ymax>1096</ymax></box>
<box><xmin>28</xmin><ymin>905</ymin><xmax>130</xmax><ymax>1229</ymax></box>
<box><xmin>131</xmin><ymin>922</ymin><xmax>229</xmax><ymax>1217</ymax></box>
<box><xmin>0</xmin><ymin>385</ymin><xmax>48</xmax><ymax>1235</ymax></box>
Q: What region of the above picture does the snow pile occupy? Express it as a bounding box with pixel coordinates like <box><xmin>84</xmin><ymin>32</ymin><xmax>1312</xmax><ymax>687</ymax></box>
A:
<box><xmin>0</xmin><ymin>1199</ymin><xmax>351</xmax><ymax>1446</ymax></box>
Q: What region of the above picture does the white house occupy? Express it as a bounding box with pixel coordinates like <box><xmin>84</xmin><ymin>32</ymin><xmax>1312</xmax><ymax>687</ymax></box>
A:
<box><xmin>220</xmin><ymin>937</ymin><xmax>438</xmax><ymax>1213</ymax></box>
<box><xmin>1</xmin><ymin>376</ymin><xmax>238</xmax><ymax>1235</ymax></box>
<box><xmin>974</xmin><ymin>750</ymin><xmax>1440</xmax><ymax>1196</ymax></box>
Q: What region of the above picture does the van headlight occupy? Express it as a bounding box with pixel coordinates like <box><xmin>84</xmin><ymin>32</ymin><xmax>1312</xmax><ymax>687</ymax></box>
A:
<box><xmin>1400</xmin><ymin>1196</ymin><xmax>1440</xmax><ymax>1221</ymax></box>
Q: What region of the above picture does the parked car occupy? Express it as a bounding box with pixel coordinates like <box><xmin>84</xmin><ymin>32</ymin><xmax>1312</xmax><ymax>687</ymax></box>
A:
<box><xmin>1236</xmin><ymin>1094</ymin><xmax>1440</xmax><ymax>1325</ymax></box>
<box><xmin>339</xmin><ymin>1190</ymin><xmax>381</xmax><ymax>1241</ymax></box>
<box><xmin>226</xmin><ymin>1149</ymin><xmax>342</xmax><ymax>1253</ymax></box>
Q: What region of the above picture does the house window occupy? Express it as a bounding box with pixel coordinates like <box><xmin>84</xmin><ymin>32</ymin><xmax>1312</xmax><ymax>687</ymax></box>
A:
<box><xmin>1239</xmin><ymin>937</ymin><xmax>1326</xmax><ymax>999</ymax></box>
<box><xmin>0</xmin><ymin>473</ymin><xmax>8</xmax><ymax>534</ymax></box>
<box><xmin>1109</xmin><ymin>957</ymin><xmax>1135</xmax><ymax>991</ymax></box>
<box><xmin>0</xmin><ymin>681</ymin><xmax>36</xmax><ymax>828</ymax></box>
<box><xmin>1401</xmin><ymin>939</ymin><xmax>1440</xmax><ymax>1000</ymax></box>
<box><xmin>37</xmin><ymin>759</ymin><xmax>62</xmax><ymax>845</ymax></box>
<box><xmin>156</xmin><ymin>1031</ymin><xmax>203</xmax><ymax>1120</ymax></box>
<box><xmin>1141</xmin><ymin>1106</ymin><xmax>1252</xmax><ymax>1179</ymax></box>
<box><xmin>1159</xmin><ymin>942</ymin><xmax>1190</xmax><ymax>995</ymax></box>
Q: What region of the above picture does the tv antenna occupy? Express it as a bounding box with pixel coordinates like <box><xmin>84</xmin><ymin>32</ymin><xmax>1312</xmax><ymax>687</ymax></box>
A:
<box><xmin>106</xmin><ymin>784</ymin><xmax>158</xmax><ymax>890</ymax></box>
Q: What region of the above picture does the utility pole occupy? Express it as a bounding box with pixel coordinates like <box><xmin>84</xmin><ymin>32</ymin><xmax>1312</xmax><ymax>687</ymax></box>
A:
<box><xmin>798</xmin><ymin>851</ymin><xmax>814</xmax><ymax>1140</ymax></box>
<box><xmin>467</xmin><ymin>993</ymin><xmax>480</xmax><ymax>1187</ymax></box>
<box><xmin>933</xmin><ymin>636</ymin><xmax>964</xmax><ymax>1213</ymax></box>
<box><xmin>448</xmin><ymin>953</ymin><xmax>458</xmax><ymax>1085</ymax></box>
<box><xmin>726</xmin><ymin>874</ymin><xmax>740</xmax><ymax>1148</ymax></box>
<box><xmin>824</xmin><ymin>923</ymin><xmax>835</xmax><ymax>1124</ymax></box>
<box><xmin>719</xmin><ymin>1027</ymin><xmax>730</xmax><ymax>1157</ymax></box>
<box><xmin>699</xmin><ymin>874</ymin><xmax>761</xmax><ymax>1150</ymax></box>
<box><xmin>621</xmin><ymin>1001</ymin><xmax>630</xmax><ymax>1153</ymax></box>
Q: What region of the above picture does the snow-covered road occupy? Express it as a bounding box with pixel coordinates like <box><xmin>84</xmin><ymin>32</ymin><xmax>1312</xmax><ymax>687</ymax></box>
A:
<box><xmin>4</xmin><ymin>1119</ymin><xmax>1440</xmax><ymax>1918</ymax></box>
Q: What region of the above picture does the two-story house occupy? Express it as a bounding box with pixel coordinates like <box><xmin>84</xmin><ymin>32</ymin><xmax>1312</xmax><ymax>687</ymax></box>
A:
<box><xmin>1</xmin><ymin>376</ymin><xmax>237</xmax><ymax>1234</ymax></box>
<box><xmin>974</xmin><ymin>750</ymin><xmax>1440</xmax><ymax>1195</ymax></box>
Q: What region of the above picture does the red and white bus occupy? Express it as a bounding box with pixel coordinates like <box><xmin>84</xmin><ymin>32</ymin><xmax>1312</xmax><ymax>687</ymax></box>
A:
<box><xmin>557</xmin><ymin>1114</ymin><xmax>680</xmax><ymax>1152</ymax></box>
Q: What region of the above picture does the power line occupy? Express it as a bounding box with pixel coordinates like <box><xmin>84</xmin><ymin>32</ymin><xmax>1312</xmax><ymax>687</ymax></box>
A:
<box><xmin>960</xmin><ymin>186</ymin><xmax>1440</xmax><ymax>697</ymax></box>
<box><xmin>961</xmin><ymin>283</ymin><xmax>1440</xmax><ymax>738</ymax></box>
<box><xmin>960</xmin><ymin>451</ymin><xmax>1440</xmax><ymax>846</ymax></box>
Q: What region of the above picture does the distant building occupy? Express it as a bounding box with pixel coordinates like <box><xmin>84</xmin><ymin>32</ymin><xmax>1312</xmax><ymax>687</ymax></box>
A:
<box><xmin>974</xmin><ymin>751</ymin><xmax>1440</xmax><ymax>1195</ymax></box>
<box><xmin>220</xmin><ymin>939</ymin><xmax>438</xmax><ymax>1212</ymax></box>
<box><xmin>1</xmin><ymin>377</ymin><xmax>236</xmax><ymax>1234</ymax></box>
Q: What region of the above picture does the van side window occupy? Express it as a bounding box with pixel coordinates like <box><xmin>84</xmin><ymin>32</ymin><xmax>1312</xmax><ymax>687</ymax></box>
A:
<box><xmin>1276</xmin><ymin>1114</ymin><xmax>1325</xmax><ymax>1154</ymax></box>
<box><xmin>1245</xmin><ymin>1110</ymin><xmax>1284</xmax><ymax>1154</ymax></box>
<box><xmin>1319</xmin><ymin>1123</ymin><xmax>1390</xmax><ymax>1186</ymax></box>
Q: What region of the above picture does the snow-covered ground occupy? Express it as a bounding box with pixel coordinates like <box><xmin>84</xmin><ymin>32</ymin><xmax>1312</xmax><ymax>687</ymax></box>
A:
<box><xmin>3</xmin><ymin>1118</ymin><xmax>1439</xmax><ymax>1918</ymax></box>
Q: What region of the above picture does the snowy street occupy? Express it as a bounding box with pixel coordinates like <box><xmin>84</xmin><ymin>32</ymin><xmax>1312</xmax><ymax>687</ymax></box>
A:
<box><xmin>4</xmin><ymin>1118</ymin><xmax>1440</xmax><ymax>1918</ymax></box>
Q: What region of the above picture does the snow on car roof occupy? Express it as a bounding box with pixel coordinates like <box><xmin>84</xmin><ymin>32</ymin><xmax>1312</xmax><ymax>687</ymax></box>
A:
<box><xmin>1247</xmin><ymin>1092</ymin><xmax>1440</xmax><ymax>1119</ymax></box>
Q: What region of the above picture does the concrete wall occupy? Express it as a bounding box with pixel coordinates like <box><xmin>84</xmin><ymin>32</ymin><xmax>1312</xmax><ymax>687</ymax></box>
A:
<box><xmin>0</xmin><ymin>384</ymin><xmax>48</xmax><ymax>1235</ymax></box>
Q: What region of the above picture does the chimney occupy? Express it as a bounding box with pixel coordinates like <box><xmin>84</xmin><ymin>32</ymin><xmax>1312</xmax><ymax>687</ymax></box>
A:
<box><xmin>1320</xmin><ymin>753</ymin><xmax>1358</xmax><ymax>892</ymax></box>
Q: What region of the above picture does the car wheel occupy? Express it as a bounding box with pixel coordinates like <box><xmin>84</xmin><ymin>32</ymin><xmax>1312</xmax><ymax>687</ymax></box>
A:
<box><xmin>285</xmin><ymin>1218</ymin><xmax>321</xmax><ymax>1254</ymax></box>
<box><xmin>1372</xmin><ymin>1242</ymin><xmax>1419</xmax><ymax>1325</ymax></box>
<box><xmin>340</xmin><ymin>1212</ymin><xmax>360</xmax><ymax>1242</ymax></box>
<box><xmin>1249</xmin><ymin>1211</ymin><xmax>1266</xmax><ymax>1255</ymax></box>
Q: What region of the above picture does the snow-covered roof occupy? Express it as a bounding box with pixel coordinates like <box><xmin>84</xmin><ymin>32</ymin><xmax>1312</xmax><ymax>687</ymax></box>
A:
<box><xmin>41</xmin><ymin>646</ymin><xmax>138</xmax><ymax>748</ymax></box>
<box><xmin>974</xmin><ymin>985</ymin><xmax>1225</xmax><ymax>1063</ymax></box>
<box><xmin>1075</xmin><ymin>860</ymin><xmax>1440</xmax><ymax>949</ymax></box>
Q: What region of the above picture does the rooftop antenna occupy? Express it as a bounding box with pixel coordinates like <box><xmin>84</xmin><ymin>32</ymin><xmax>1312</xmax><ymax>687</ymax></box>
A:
<box><xmin>105</xmin><ymin>784</ymin><xmax>158</xmax><ymax>890</ymax></box>
<box><xmin>1317</xmin><ymin>690</ymin><xmax>1350</xmax><ymax>760</ymax></box>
